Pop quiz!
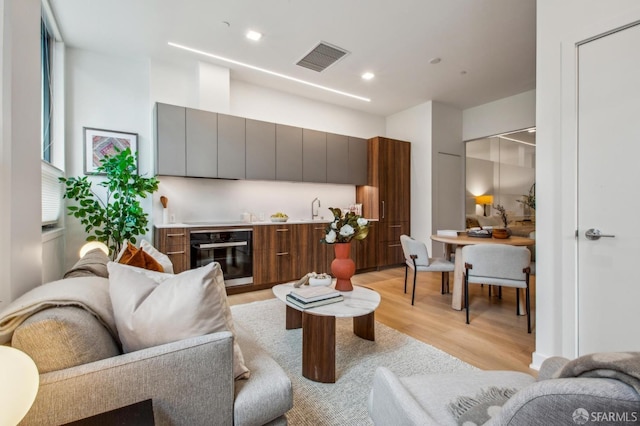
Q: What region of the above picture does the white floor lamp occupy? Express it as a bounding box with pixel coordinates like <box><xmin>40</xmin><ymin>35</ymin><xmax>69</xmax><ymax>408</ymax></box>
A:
<box><xmin>0</xmin><ymin>346</ymin><xmax>39</xmax><ymax>425</ymax></box>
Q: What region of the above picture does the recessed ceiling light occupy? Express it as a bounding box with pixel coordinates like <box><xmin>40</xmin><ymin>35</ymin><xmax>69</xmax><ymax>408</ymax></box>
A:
<box><xmin>246</xmin><ymin>30</ymin><xmax>262</xmax><ymax>41</ymax></box>
<box><xmin>429</xmin><ymin>57</ymin><xmax>442</xmax><ymax>65</ymax></box>
<box><xmin>168</xmin><ymin>42</ymin><xmax>371</xmax><ymax>102</ymax></box>
<box><xmin>361</xmin><ymin>72</ymin><xmax>375</xmax><ymax>80</ymax></box>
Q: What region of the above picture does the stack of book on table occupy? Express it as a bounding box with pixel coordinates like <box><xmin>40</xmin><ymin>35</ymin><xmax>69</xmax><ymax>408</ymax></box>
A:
<box><xmin>286</xmin><ymin>285</ymin><xmax>344</xmax><ymax>309</ymax></box>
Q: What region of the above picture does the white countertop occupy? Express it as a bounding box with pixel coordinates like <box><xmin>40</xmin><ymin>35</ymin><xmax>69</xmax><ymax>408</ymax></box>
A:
<box><xmin>155</xmin><ymin>218</ymin><xmax>378</xmax><ymax>228</ymax></box>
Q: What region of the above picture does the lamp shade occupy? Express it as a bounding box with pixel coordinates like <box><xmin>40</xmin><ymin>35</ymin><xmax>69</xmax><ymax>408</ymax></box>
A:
<box><xmin>475</xmin><ymin>195</ymin><xmax>494</xmax><ymax>205</ymax></box>
<box><xmin>79</xmin><ymin>241</ymin><xmax>109</xmax><ymax>258</ymax></box>
<box><xmin>0</xmin><ymin>346</ymin><xmax>39</xmax><ymax>424</ymax></box>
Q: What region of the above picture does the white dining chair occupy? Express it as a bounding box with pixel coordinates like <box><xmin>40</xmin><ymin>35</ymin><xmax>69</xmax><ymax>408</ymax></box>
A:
<box><xmin>462</xmin><ymin>244</ymin><xmax>532</xmax><ymax>333</ymax></box>
<box><xmin>400</xmin><ymin>235</ymin><xmax>454</xmax><ymax>305</ymax></box>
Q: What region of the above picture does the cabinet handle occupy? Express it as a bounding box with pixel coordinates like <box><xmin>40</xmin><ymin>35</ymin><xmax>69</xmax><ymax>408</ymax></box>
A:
<box><xmin>388</xmin><ymin>243</ymin><xmax>401</xmax><ymax>248</ymax></box>
<box><xmin>382</xmin><ymin>201</ymin><xmax>385</xmax><ymax>219</ymax></box>
<box><xmin>167</xmin><ymin>250</ymin><xmax>185</xmax><ymax>255</ymax></box>
<box><xmin>276</xmin><ymin>252</ymin><xmax>289</xmax><ymax>256</ymax></box>
<box><xmin>276</xmin><ymin>229</ymin><xmax>289</xmax><ymax>232</ymax></box>
<box><xmin>167</xmin><ymin>233</ymin><xmax>185</xmax><ymax>237</ymax></box>
<box><xmin>390</xmin><ymin>225</ymin><xmax>402</xmax><ymax>228</ymax></box>
<box><xmin>314</xmin><ymin>227</ymin><xmax>325</xmax><ymax>230</ymax></box>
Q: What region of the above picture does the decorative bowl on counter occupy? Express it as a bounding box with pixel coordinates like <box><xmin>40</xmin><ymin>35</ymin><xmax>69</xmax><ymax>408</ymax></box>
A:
<box><xmin>270</xmin><ymin>212</ymin><xmax>288</xmax><ymax>222</ymax></box>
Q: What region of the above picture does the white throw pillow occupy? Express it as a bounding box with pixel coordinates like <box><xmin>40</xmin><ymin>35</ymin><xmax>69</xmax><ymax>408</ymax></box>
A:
<box><xmin>140</xmin><ymin>239</ymin><xmax>174</xmax><ymax>274</ymax></box>
<box><xmin>107</xmin><ymin>261</ymin><xmax>249</xmax><ymax>380</ymax></box>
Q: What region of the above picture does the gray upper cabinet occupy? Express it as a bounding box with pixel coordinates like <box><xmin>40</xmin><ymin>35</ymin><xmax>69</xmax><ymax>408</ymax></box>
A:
<box><xmin>246</xmin><ymin>119</ymin><xmax>276</xmax><ymax>180</ymax></box>
<box><xmin>186</xmin><ymin>108</ymin><xmax>217</xmax><ymax>178</ymax></box>
<box><xmin>276</xmin><ymin>124</ymin><xmax>303</xmax><ymax>181</ymax></box>
<box><xmin>326</xmin><ymin>133</ymin><xmax>349</xmax><ymax>184</ymax></box>
<box><xmin>349</xmin><ymin>137</ymin><xmax>368</xmax><ymax>185</ymax></box>
<box><xmin>303</xmin><ymin>129</ymin><xmax>327</xmax><ymax>183</ymax></box>
<box><xmin>155</xmin><ymin>103</ymin><xmax>371</xmax><ymax>184</ymax></box>
<box><xmin>218</xmin><ymin>114</ymin><xmax>246</xmax><ymax>179</ymax></box>
<box><xmin>156</xmin><ymin>103</ymin><xmax>186</xmax><ymax>176</ymax></box>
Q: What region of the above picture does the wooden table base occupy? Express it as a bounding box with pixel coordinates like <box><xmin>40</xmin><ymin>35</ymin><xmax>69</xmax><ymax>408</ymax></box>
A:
<box><xmin>285</xmin><ymin>305</ymin><xmax>375</xmax><ymax>383</ymax></box>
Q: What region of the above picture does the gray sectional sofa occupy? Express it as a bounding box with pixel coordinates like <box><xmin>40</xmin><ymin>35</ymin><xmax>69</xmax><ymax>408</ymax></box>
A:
<box><xmin>1</xmin><ymin>266</ymin><xmax>292</xmax><ymax>425</ymax></box>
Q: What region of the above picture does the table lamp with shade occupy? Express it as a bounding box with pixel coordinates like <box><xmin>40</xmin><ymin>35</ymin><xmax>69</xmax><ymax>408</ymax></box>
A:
<box><xmin>79</xmin><ymin>241</ymin><xmax>109</xmax><ymax>258</ymax></box>
<box><xmin>475</xmin><ymin>195</ymin><xmax>494</xmax><ymax>216</ymax></box>
<box><xmin>0</xmin><ymin>346</ymin><xmax>39</xmax><ymax>425</ymax></box>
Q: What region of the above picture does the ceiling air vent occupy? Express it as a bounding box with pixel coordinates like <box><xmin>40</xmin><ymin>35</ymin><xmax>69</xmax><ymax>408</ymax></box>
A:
<box><xmin>296</xmin><ymin>42</ymin><xmax>349</xmax><ymax>72</ymax></box>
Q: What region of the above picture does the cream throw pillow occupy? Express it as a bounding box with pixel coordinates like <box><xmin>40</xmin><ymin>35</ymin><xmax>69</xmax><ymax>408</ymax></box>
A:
<box><xmin>107</xmin><ymin>261</ymin><xmax>249</xmax><ymax>380</ymax></box>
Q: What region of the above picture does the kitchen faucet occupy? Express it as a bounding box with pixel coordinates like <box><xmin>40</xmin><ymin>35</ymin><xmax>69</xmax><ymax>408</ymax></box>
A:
<box><xmin>311</xmin><ymin>197</ymin><xmax>321</xmax><ymax>220</ymax></box>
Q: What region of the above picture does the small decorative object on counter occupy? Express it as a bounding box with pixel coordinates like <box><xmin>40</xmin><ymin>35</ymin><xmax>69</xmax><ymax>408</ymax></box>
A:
<box><xmin>321</xmin><ymin>207</ymin><xmax>370</xmax><ymax>291</ymax></box>
<box><xmin>270</xmin><ymin>212</ymin><xmax>289</xmax><ymax>222</ymax></box>
<box><xmin>161</xmin><ymin>196</ymin><xmax>169</xmax><ymax>224</ymax></box>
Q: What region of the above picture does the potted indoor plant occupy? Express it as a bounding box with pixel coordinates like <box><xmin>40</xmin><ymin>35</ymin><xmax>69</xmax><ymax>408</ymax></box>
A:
<box><xmin>60</xmin><ymin>148</ymin><xmax>159</xmax><ymax>259</ymax></box>
<box><xmin>321</xmin><ymin>207</ymin><xmax>370</xmax><ymax>291</ymax></box>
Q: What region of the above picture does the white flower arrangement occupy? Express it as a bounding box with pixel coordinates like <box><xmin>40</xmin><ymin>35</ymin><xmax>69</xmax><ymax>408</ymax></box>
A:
<box><xmin>321</xmin><ymin>207</ymin><xmax>370</xmax><ymax>244</ymax></box>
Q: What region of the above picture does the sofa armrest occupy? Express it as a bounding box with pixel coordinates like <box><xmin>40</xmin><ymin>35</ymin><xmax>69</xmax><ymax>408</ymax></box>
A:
<box><xmin>21</xmin><ymin>331</ymin><xmax>235</xmax><ymax>426</ymax></box>
<box><xmin>537</xmin><ymin>356</ymin><xmax>570</xmax><ymax>381</ymax></box>
<box><xmin>368</xmin><ymin>367</ymin><xmax>436</xmax><ymax>426</ymax></box>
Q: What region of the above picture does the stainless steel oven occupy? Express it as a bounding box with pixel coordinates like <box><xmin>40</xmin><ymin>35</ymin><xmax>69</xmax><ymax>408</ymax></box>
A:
<box><xmin>190</xmin><ymin>228</ymin><xmax>253</xmax><ymax>286</ymax></box>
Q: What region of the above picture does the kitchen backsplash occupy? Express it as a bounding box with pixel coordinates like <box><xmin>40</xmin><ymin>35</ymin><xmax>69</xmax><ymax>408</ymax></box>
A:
<box><xmin>153</xmin><ymin>176</ymin><xmax>358</xmax><ymax>224</ymax></box>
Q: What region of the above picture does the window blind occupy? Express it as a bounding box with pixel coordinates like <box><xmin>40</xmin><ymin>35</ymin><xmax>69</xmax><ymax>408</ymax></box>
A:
<box><xmin>42</xmin><ymin>160</ymin><xmax>63</xmax><ymax>226</ymax></box>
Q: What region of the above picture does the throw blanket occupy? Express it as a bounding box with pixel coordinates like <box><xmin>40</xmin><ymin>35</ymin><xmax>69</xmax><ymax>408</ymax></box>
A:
<box><xmin>554</xmin><ymin>351</ymin><xmax>640</xmax><ymax>393</ymax></box>
<box><xmin>0</xmin><ymin>276</ymin><xmax>117</xmax><ymax>344</ymax></box>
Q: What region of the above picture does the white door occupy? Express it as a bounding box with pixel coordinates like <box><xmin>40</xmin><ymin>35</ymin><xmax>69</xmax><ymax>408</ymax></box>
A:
<box><xmin>577</xmin><ymin>23</ymin><xmax>640</xmax><ymax>355</ymax></box>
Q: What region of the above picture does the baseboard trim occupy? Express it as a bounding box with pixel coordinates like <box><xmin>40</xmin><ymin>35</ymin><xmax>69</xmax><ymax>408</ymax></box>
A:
<box><xmin>530</xmin><ymin>351</ymin><xmax>550</xmax><ymax>371</ymax></box>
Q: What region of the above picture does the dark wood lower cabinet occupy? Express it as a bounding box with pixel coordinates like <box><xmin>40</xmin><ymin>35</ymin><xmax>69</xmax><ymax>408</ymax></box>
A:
<box><xmin>156</xmin><ymin>222</ymin><xmax>383</xmax><ymax>294</ymax></box>
<box><xmin>252</xmin><ymin>225</ymin><xmax>296</xmax><ymax>286</ymax></box>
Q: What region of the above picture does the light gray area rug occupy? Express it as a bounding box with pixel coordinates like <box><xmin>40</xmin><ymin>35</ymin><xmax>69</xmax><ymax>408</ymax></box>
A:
<box><xmin>231</xmin><ymin>298</ymin><xmax>478</xmax><ymax>425</ymax></box>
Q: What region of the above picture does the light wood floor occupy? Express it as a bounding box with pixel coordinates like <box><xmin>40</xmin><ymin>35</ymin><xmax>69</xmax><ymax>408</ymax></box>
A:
<box><xmin>228</xmin><ymin>267</ymin><xmax>537</xmax><ymax>375</ymax></box>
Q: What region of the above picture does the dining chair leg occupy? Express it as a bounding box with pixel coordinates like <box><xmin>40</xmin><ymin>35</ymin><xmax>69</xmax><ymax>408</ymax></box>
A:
<box><xmin>498</xmin><ymin>286</ymin><xmax>502</xmax><ymax>299</ymax></box>
<box><xmin>404</xmin><ymin>265</ymin><xmax>408</xmax><ymax>294</ymax></box>
<box><xmin>488</xmin><ymin>285</ymin><xmax>492</xmax><ymax>297</ymax></box>
<box><xmin>441</xmin><ymin>273</ymin><xmax>445</xmax><ymax>294</ymax></box>
<box><xmin>411</xmin><ymin>269</ymin><xmax>418</xmax><ymax>305</ymax></box>
<box><xmin>464</xmin><ymin>274</ymin><xmax>470</xmax><ymax>324</ymax></box>
<box><xmin>516</xmin><ymin>288</ymin><xmax>521</xmax><ymax>316</ymax></box>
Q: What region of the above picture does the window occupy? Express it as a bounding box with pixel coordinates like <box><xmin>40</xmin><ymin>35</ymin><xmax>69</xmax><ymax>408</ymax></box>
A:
<box><xmin>40</xmin><ymin>6</ymin><xmax>62</xmax><ymax>228</ymax></box>
<box><xmin>41</xmin><ymin>17</ymin><xmax>52</xmax><ymax>163</ymax></box>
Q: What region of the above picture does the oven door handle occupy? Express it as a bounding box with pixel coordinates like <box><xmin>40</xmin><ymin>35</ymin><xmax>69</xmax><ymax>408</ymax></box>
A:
<box><xmin>197</xmin><ymin>241</ymin><xmax>248</xmax><ymax>249</ymax></box>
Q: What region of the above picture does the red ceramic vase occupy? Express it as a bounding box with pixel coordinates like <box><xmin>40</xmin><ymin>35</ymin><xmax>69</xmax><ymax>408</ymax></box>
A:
<box><xmin>331</xmin><ymin>242</ymin><xmax>356</xmax><ymax>292</ymax></box>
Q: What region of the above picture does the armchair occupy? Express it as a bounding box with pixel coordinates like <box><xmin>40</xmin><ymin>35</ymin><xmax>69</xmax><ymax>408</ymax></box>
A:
<box><xmin>368</xmin><ymin>352</ymin><xmax>640</xmax><ymax>425</ymax></box>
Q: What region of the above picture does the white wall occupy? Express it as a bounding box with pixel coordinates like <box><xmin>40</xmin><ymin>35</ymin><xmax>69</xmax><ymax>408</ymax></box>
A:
<box><xmin>463</xmin><ymin>90</ymin><xmax>535</xmax><ymax>142</ymax></box>
<box><xmin>0</xmin><ymin>0</ymin><xmax>42</xmax><ymax>308</ymax></box>
<box><xmin>386</xmin><ymin>101</ymin><xmax>433</xmax><ymax>247</ymax></box>
<box><xmin>64</xmin><ymin>48</ymin><xmax>152</xmax><ymax>268</ymax></box>
<box><xmin>432</xmin><ymin>102</ymin><xmax>464</xmax><ymax>247</ymax></box>
<box><xmin>534</xmin><ymin>0</ymin><xmax>640</xmax><ymax>368</ymax></box>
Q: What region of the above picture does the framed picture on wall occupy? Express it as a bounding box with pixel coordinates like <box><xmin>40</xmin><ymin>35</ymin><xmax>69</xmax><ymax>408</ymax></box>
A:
<box><xmin>84</xmin><ymin>127</ymin><xmax>138</xmax><ymax>175</ymax></box>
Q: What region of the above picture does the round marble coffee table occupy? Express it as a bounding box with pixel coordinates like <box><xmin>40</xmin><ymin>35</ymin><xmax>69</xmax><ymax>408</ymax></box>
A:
<box><xmin>272</xmin><ymin>282</ymin><xmax>381</xmax><ymax>383</ymax></box>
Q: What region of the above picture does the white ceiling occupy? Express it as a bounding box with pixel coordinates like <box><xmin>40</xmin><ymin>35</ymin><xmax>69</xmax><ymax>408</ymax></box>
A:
<box><xmin>48</xmin><ymin>0</ymin><xmax>536</xmax><ymax>117</ymax></box>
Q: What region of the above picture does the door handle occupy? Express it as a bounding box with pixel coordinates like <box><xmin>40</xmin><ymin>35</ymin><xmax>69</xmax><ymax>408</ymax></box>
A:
<box><xmin>585</xmin><ymin>228</ymin><xmax>615</xmax><ymax>240</ymax></box>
